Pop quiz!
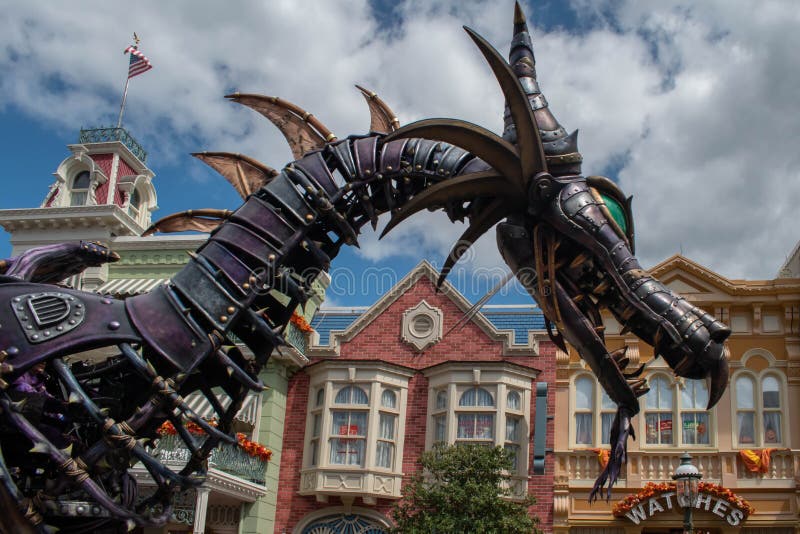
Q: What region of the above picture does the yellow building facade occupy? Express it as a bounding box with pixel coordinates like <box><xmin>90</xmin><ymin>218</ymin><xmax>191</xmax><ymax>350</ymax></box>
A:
<box><xmin>554</xmin><ymin>254</ymin><xmax>800</xmax><ymax>534</ymax></box>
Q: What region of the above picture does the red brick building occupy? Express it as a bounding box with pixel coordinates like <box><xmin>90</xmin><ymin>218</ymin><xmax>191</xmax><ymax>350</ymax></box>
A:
<box><xmin>274</xmin><ymin>261</ymin><xmax>556</xmax><ymax>533</ymax></box>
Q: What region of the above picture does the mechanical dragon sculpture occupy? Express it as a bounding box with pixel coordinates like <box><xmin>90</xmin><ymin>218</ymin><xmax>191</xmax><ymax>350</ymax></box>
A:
<box><xmin>0</xmin><ymin>4</ymin><xmax>729</xmax><ymax>532</ymax></box>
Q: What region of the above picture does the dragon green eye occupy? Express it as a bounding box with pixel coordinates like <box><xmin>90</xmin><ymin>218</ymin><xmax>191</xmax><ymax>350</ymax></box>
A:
<box><xmin>600</xmin><ymin>193</ymin><xmax>628</xmax><ymax>234</ymax></box>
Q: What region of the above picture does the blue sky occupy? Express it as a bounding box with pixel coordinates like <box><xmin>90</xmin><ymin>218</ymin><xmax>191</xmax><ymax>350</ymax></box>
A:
<box><xmin>0</xmin><ymin>0</ymin><xmax>798</xmax><ymax>306</ymax></box>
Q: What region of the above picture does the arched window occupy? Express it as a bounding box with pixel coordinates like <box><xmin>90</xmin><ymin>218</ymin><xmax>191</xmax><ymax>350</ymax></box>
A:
<box><xmin>735</xmin><ymin>375</ymin><xmax>756</xmax><ymax>445</ymax></box>
<box><xmin>71</xmin><ymin>171</ymin><xmax>90</xmax><ymax>206</ymax></box>
<box><xmin>762</xmin><ymin>376</ymin><xmax>782</xmax><ymax>444</ymax></box>
<box><xmin>600</xmin><ymin>389</ymin><xmax>616</xmax><ymax>445</ymax></box>
<box><xmin>507</xmin><ymin>390</ymin><xmax>521</xmax><ymax>411</ymax></box>
<box><xmin>330</xmin><ymin>385</ymin><xmax>369</xmax><ymax>466</ymax></box>
<box><xmin>680</xmin><ymin>379</ymin><xmax>710</xmax><ymax>445</ymax></box>
<box><xmin>735</xmin><ymin>372</ymin><xmax>784</xmax><ymax>446</ymax></box>
<box><xmin>456</xmin><ymin>387</ymin><xmax>495</xmax><ymax>444</ymax></box>
<box><xmin>644</xmin><ymin>376</ymin><xmax>673</xmax><ymax>445</ymax></box>
<box><xmin>334</xmin><ymin>385</ymin><xmax>368</xmax><ymax>405</ymax></box>
<box><xmin>574</xmin><ymin>377</ymin><xmax>594</xmax><ymax>445</ymax></box>
<box><xmin>377</xmin><ymin>389</ymin><xmax>399</xmax><ymax>469</ymax></box>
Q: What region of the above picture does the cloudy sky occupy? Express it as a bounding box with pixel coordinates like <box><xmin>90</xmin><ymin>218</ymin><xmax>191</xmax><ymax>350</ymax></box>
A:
<box><xmin>0</xmin><ymin>0</ymin><xmax>798</xmax><ymax>305</ymax></box>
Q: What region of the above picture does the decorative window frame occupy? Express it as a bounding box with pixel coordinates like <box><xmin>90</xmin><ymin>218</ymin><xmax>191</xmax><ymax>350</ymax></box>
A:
<box><xmin>569</xmin><ymin>372</ymin><xmax>616</xmax><ymax>448</ymax></box>
<box><xmin>293</xmin><ymin>506</ymin><xmax>392</xmax><ymax>534</ymax></box>
<box><xmin>300</xmin><ymin>360</ymin><xmax>414</xmax><ymax>501</ymax></box>
<box><xmin>637</xmin><ymin>371</ymin><xmax>716</xmax><ymax>449</ymax></box>
<box><xmin>731</xmin><ymin>349</ymin><xmax>789</xmax><ymax>448</ymax></box>
<box><xmin>423</xmin><ymin>361</ymin><xmax>537</xmax><ymax>499</ymax></box>
<box><xmin>401</xmin><ymin>300</ymin><xmax>443</xmax><ymax>351</ymax></box>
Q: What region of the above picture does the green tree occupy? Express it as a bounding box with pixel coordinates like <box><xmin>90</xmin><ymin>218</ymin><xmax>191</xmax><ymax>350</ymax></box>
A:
<box><xmin>391</xmin><ymin>444</ymin><xmax>543</xmax><ymax>533</ymax></box>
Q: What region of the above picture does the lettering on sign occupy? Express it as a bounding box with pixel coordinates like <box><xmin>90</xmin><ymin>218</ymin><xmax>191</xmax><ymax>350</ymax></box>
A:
<box><xmin>623</xmin><ymin>492</ymin><xmax>745</xmax><ymax>527</ymax></box>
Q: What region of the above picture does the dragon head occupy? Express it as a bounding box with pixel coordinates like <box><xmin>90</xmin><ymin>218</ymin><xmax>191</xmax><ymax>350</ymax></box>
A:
<box><xmin>382</xmin><ymin>3</ymin><xmax>730</xmax><ymax>411</ymax></box>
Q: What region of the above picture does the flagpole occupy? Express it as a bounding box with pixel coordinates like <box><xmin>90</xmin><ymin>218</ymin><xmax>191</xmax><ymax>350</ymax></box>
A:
<box><xmin>116</xmin><ymin>76</ymin><xmax>131</xmax><ymax>129</ymax></box>
<box><xmin>117</xmin><ymin>32</ymin><xmax>140</xmax><ymax>129</ymax></box>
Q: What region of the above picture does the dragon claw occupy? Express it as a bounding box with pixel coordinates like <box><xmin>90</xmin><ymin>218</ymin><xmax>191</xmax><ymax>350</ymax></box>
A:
<box><xmin>589</xmin><ymin>406</ymin><xmax>634</xmax><ymax>502</ymax></box>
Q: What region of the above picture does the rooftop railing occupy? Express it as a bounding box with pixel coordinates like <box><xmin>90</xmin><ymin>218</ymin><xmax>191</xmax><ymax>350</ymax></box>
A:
<box><xmin>79</xmin><ymin>127</ymin><xmax>147</xmax><ymax>163</ymax></box>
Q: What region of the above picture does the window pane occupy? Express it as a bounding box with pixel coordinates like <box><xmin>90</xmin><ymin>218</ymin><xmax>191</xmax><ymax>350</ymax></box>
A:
<box><xmin>737</xmin><ymin>412</ymin><xmax>755</xmax><ymax>444</ymax></box>
<box><xmin>73</xmin><ymin>171</ymin><xmax>90</xmax><ymax>189</ymax></box>
<box><xmin>434</xmin><ymin>415</ymin><xmax>446</xmax><ymax>443</ymax></box>
<box><xmin>332</xmin><ymin>411</ymin><xmax>366</xmax><ymax>436</ymax></box>
<box><xmin>504</xmin><ymin>444</ymin><xmax>520</xmax><ymax>470</ymax></box>
<box><xmin>763</xmin><ymin>412</ymin><xmax>781</xmax><ymax>443</ymax></box>
<box><xmin>645</xmin><ymin>413</ymin><xmax>673</xmax><ymax>444</ymax></box>
<box><xmin>475</xmin><ymin>414</ymin><xmax>494</xmax><ymax>439</ymax></box>
<box><xmin>329</xmin><ymin>438</ymin><xmax>364</xmax><ymax>465</ymax></box>
<box><xmin>435</xmin><ymin>390</ymin><xmax>447</xmax><ymax>410</ymax></box>
<box><xmin>762</xmin><ymin>376</ymin><xmax>780</xmax><ymax>408</ymax></box>
<box><xmin>379</xmin><ymin>413</ymin><xmax>396</xmax><ymax>440</ymax></box>
<box><xmin>507</xmin><ymin>390</ymin><xmax>521</xmax><ymax>410</ymax></box>
<box><xmin>459</xmin><ymin>387</ymin><xmax>494</xmax><ymax>407</ymax></box>
<box><xmin>681</xmin><ymin>379</ymin><xmax>708</xmax><ymax>410</ymax></box>
<box><xmin>312</xmin><ymin>414</ymin><xmax>321</xmax><ymax>437</ymax></box>
<box><xmin>334</xmin><ymin>386</ymin><xmax>368</xmax><ymax>405</ymax></box>
<box><xmin>601</xmin><ymin>389</ymin><xmax>616</xmax><ymax>410</ymax></box>
<box><xmin>130</xmin><ymin>188</ymin><xmax>141</xmax><ymax>208</ymax></box>
<box><xmin>681</xmin><ymin>412</ymin><xmax>709</xmax><ymax>445</ymax></box>
<box><xmin>601</xmin><ymin>413</ymin><xmax>614</xmax><ymax>445</ymax></box>
<box><xmin>310</xmin><ymin>440</ymin><xmax>318</xmax><ymax>466</ymax></box>
<box><xmin>506</xmin><ymin>416</ymin><xmax>520</xmax><ymax>441</ymax></box>
<box><xmin>457</xmin><ymin>414</ymin><xmax>494</xmax><ymax>439</ymax></box>
<box><xmin>575</xmin><ymin>377</ymin><xmax>593</xmax><ymax>410</ymax></box>
<box><xmin>376</xmin><ymin>441</ymin><xmax>394</xmax><ymax>468</ymax></box>
<box><xmin>381</xmin><ymin>389</ymin><xmax>397</xmax><ymax>409</ymax></box>
<box><xmin>736</xmin><ymin>376</ymin><xmax>755</xmax><ymax>409</ymax></box>
<box><xmin>575</xmin><ymin>413</ymin><xmax>592</xmax><ymax>445</ymax></box>
<box><xmin>71</xmin><ymin>192</ymin><xmax>88</xmax><ymax>206</ymax></box>
<box><xmin>315</xmin><ymin>388</ymin><xmax>325</xmax><ymax>407</ymax></box>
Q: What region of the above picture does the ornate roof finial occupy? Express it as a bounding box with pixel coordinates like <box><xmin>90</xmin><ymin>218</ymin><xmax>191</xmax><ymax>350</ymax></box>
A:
<box><xmin>504</xmin><ymin>2</ymin><xmax>583</xmax><ymax>176</ymax></box>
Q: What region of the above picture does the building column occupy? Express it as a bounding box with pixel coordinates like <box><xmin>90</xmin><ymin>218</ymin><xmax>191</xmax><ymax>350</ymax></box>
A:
<box><xmin>193</xmin><ymin>487</ymin><xmax>211</xmax><ymax>534</ymax></box>
<box><xmin>239</xmin><ymin>360</ymin><xmax>291</xmax><ymax>534</ymax></box>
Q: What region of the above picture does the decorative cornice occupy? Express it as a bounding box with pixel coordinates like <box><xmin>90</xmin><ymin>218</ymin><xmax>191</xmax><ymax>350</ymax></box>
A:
<box><xmin>651</xmin><ymin>254</ymin><xmax>800</xmax><ymax>296</ymax></box>
<box><xmin>130</xmin><ymin>466</ymin><xmax>267</xmax><ymax>502</ymax></box>
<box><xmin>0</xmin><ymin>205</ymin><xmax>144</xmax><ymax>235</ymax></box>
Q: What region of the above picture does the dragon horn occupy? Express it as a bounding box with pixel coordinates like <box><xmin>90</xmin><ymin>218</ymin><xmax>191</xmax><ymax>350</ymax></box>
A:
<box><xmin>355</xmin><ymin>85</ymin><xmax>400</xmax><ymax>133</ymax></box>
<box><xmin>505</xmin><ymin>2</ymin><xmax>582</xmax><ymax>177</ymax></box>
<box><xmin>226</xmin><ymin>93</ymin><xmax>337</xmax><ymax>160</ymax></box>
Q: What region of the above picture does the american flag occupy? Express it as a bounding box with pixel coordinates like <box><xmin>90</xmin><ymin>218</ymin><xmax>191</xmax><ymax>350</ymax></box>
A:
<box><xmin>124</xmin><ymin>46</ymin><xmax>152</xmax><ymax>78</ymax></box>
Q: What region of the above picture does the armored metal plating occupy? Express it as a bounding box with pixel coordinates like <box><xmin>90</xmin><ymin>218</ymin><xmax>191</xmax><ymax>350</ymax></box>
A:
<box><xmin>0</xmin><ymin>4</ymin><xmax>729</xmax><ymax>532</ymax></box>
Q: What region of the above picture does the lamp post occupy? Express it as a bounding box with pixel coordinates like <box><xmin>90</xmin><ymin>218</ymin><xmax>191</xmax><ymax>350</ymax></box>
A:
<box><xmin>672</xmin><ymin>452</ymin><xmax>702</xmax><ymax>534</ymax></box>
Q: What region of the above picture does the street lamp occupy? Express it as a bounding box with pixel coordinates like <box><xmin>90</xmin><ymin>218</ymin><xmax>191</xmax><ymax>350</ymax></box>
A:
<box><xmin>672</xmin><ymin>452</ymin><xmax>702</xmax><ymax>534</ymax></box>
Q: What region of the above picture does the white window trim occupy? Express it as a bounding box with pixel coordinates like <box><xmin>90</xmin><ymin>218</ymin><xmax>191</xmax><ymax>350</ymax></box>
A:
<box><xmin>731</xmin><ymin>357</ymin><xmax>788</xmax><ymax>449</ymax></box>
<box><xmin>423</xmin><ymin>362</ymin><xmax>536</xmax><ymax>482</ymax></box>
<box><xmin>638</xmin><ymin>372</ymin><xmax>716</xmax><ymax>449</ymax></box>
<box><xmin>569</xmin><ymin>373</ymin><xmax>618</xmax><ymax>448</ymax></box>
<box><xmin>300</xmin><ymin>361</ymin><xmax>413</xmax><ymax>501</ymax></box>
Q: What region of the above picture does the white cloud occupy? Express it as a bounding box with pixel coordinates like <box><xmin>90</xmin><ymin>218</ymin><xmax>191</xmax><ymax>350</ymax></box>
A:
<box><xmin>0</xmin><ymin>0</ymin><xmax>797</xmax><ymax>284</ymax></box>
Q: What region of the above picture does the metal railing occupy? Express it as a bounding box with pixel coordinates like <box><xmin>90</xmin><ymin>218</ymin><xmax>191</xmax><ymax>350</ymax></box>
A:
<box><xmin>153</xmin><ymin>433</ymin><xmax>267</xmax><ymax>485</ymax></box>
<box><xmin>284</xmin><ymin>322</ymin><xmax>308</xmax><ymax>354</ymax></box>
<box><xmin>79</xmin><ymin>127</ymin><xmax>147</xmax><ymax>163</ymax></box>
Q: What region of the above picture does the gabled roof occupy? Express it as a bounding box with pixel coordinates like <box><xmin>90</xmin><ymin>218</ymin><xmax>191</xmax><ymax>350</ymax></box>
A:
<box><xmin>307</xmin><ymin>260</ymin><xmax>544</xmax><ymax>356</ymax></box>
<box><xmin>650</xmin><ymin>254</ymin><xmax>800</xmax><ymax>296</ymax></box>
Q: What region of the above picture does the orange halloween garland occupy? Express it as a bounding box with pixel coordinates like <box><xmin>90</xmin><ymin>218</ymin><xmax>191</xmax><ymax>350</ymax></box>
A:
<box><xmin>157</xmin><ymin>420</ymin><xmax>272</xmax><ymax>462</ymax></box>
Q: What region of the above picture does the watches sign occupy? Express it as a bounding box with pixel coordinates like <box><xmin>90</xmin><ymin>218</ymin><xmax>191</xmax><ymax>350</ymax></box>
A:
<box><xmin>613</xmin><ymin>482</ymin><xmax>754</xmax><ymax>527</ymax></box>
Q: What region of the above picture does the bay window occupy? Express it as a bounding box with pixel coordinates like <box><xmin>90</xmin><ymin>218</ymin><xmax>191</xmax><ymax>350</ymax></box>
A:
<box><xmin>424</xmin><ymin>362</ymin><xmax>537</xmax><ymax>484</ymax></box>
<box><xmin>302</xmin><ymin>360</ymin><xmax>412</xmax><ymax>502</ymax></box>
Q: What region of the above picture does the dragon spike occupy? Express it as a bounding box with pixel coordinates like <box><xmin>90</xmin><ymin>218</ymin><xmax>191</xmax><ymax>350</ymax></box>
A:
<box><xmin>384</xmin><ymin>118</ymin><xmax>522</xmax><ymax>183</ymax></box>
<box><xmin>355</xmin><ymin>84</ymin><xmax>400</xmax><ymax>133</ymax></box>
<box><xmin>380</xmin><ymin>170</ymin><xmax>508</xmax><ymax>238</ymax></box>
<box><xmin>504</xmin><ymin>3</ymin><xmax>582</xmax><ymax>176</ymax></box>
<box><xmin>437</xmin><ymin>198</ymin><xmax>508</xmax><ymax>288</ymax></box>
<box><xmin>463</xmin><ymin>26</ymin><xmax>546</xmax><ymax>184</ymax></box>
<box><xmin>143</xmin><ymin>208</ymin><xmax>231</xmax><ymax>237</ymax></box>
<box><xmin>193</xmin><ymin>152</ymin><xmax>278</xmax><ymax>199</ymax></box>
<box><xmin>226</xmin><ymin>93</ymin><xmax>336</xmax><ymax>159</ymax></box>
